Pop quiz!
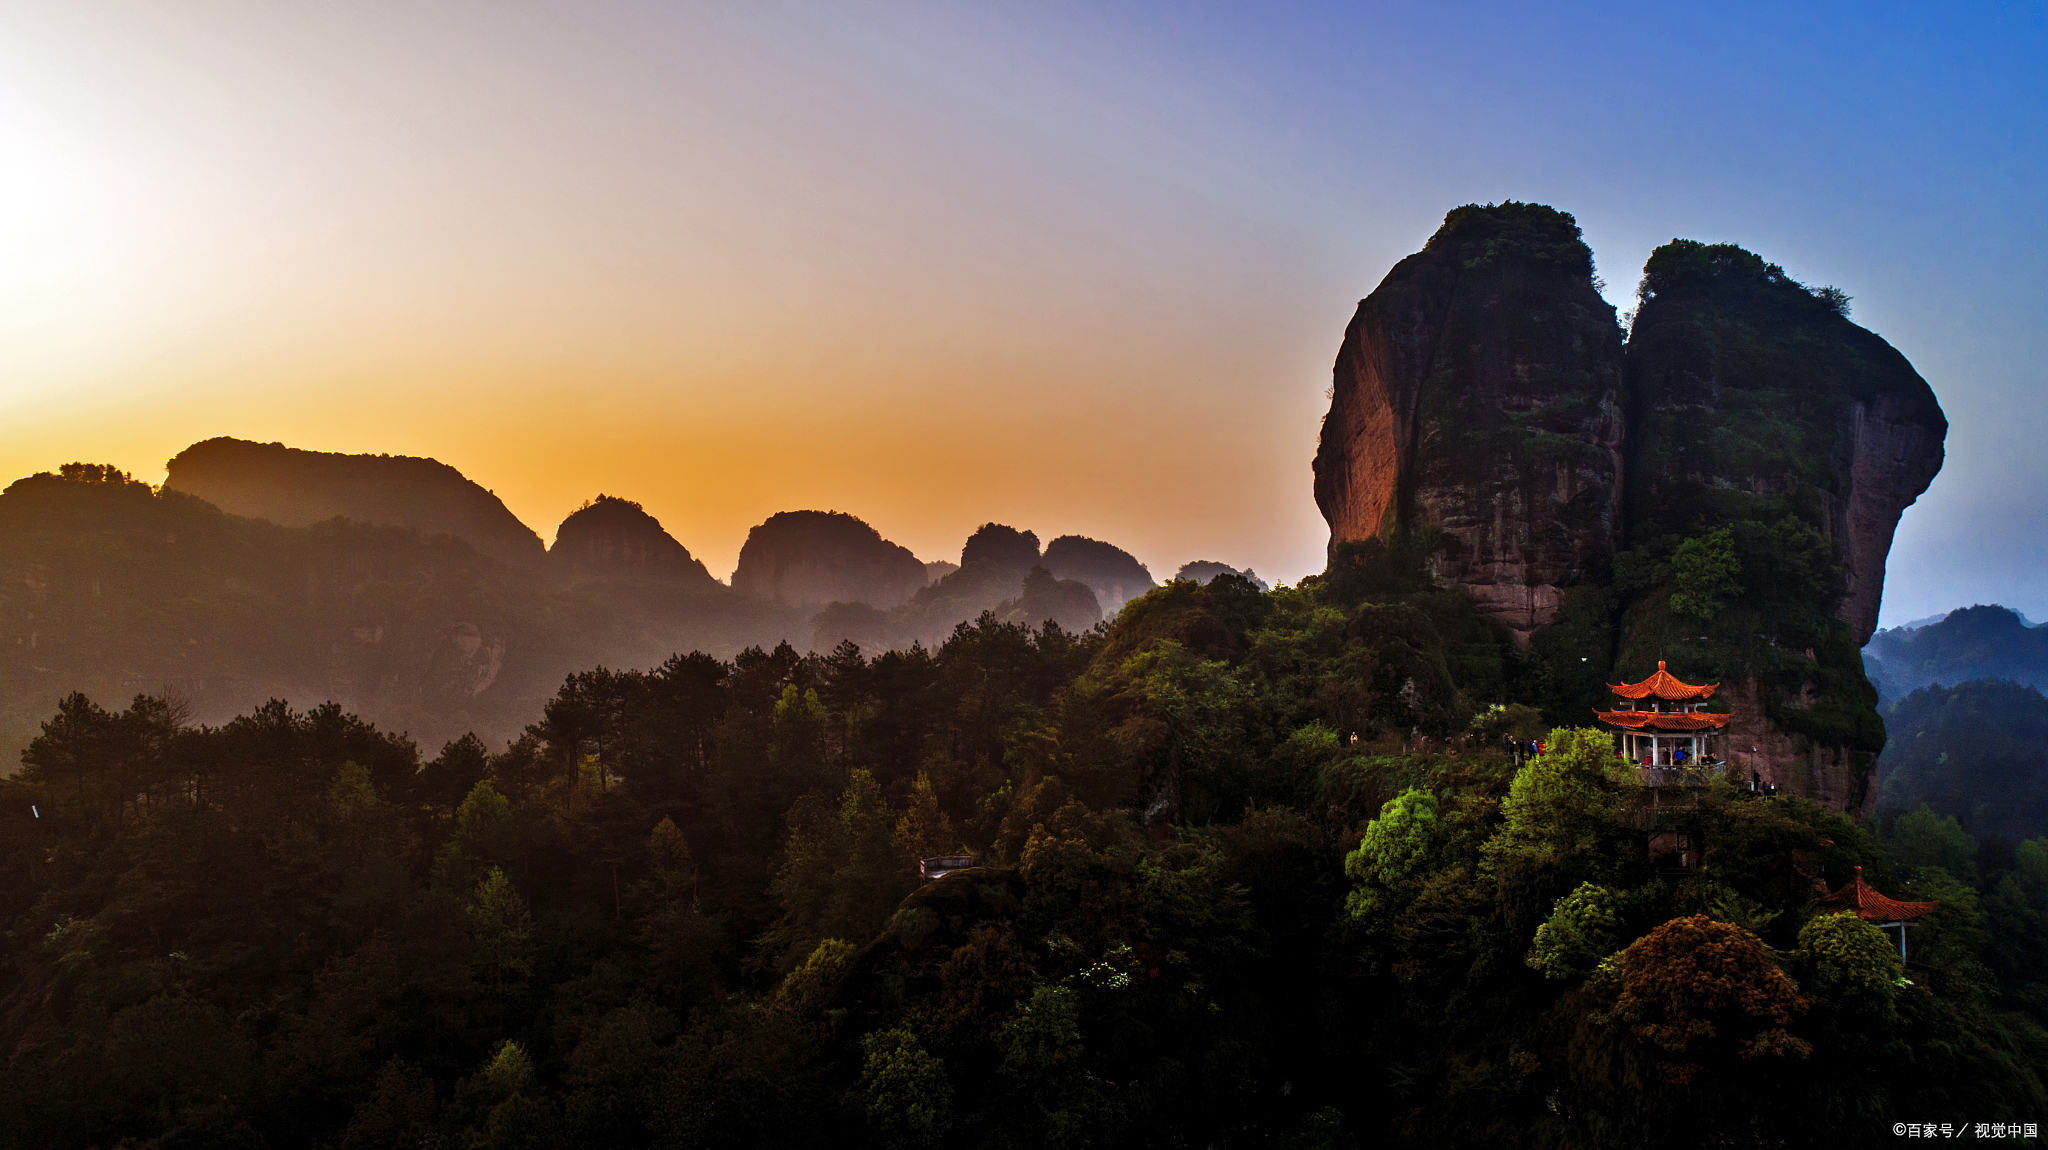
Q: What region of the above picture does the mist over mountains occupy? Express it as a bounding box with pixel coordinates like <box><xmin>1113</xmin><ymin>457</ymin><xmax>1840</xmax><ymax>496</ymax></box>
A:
<box><xmin>0</xmin><ymin>444</ymin><xmax>1191</xmax><ymax>760</ymax></box>
<box><xmin>1862</xmin><ymin>605</ymin><xmax>2048</xmax><ymax>842</ymax></box>
<box><xmin>1863</xmin><ymin>604</ymin><xmax>2048</xmax><ymax>702</ymax></box>
<box><xmin>166</xmin><ymin>437</ymin><xmax>548</xmax><ymax>570</ymax></box>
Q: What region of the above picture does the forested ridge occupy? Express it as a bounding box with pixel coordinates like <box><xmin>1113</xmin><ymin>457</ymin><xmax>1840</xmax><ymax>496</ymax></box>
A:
<box><xmin>3</xmin><ymin>572</ymin><xmax>2045</xmax><ymax>1149</ymax></box>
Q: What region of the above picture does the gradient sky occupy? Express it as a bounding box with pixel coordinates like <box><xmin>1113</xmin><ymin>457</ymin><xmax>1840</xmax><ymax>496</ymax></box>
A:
<box><xmin>2</xmin><ymin>1</ymin><xmax>2041</xmax><ymax>626</ymax></box>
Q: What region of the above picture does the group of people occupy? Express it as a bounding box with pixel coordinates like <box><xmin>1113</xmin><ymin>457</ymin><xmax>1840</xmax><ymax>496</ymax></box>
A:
<box><xmin>1627</xmin><ymin>746</ymin><xmax>1721</xmax><ymax>769</ymax></box>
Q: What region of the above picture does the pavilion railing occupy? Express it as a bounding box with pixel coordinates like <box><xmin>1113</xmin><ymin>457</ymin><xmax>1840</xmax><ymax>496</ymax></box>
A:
<box><xmin>1636</xmin><ymin>764</ymin><xmax>1727</xmax><ymax>788</ymax></box>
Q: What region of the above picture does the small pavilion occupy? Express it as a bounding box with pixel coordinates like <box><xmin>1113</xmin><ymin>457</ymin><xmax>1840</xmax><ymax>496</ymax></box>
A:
<box><xmin>1595</xmin><ymin>661</ymin><xmax>1733</xmax><ymax>767</ymax></box>
<box><xmin>1817</xmin><ymin>865</ymin><xmax>1940</xmax><ymax>963</ymax></box>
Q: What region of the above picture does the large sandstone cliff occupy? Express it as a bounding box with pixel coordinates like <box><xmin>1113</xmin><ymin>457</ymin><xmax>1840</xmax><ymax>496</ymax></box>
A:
<box><xmin>1313</xmin><ymin>203</ymin><xmax>1627</xmax><ymax>639</ymax></box>
<box><xmin>1313</xmin><ymin>208</ymin><xmax>1947</xmax><ymax>816</ymax></box>
<box><xmin>1625</xmin><ymin>240</ymin><xmax>1945</xmax><ymax>646</ymax></box>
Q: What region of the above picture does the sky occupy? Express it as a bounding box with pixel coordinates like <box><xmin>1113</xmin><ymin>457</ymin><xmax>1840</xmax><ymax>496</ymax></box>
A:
<box><xmin>0</xmin><ymin>0</ymin><xmax>2041</xmax><ymax>627</ymax></box>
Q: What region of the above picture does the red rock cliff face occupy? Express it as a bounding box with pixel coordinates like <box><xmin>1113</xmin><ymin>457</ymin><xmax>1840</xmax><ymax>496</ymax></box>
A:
<box><xmin>1838</xmin><ymin>393</ymin><xmax>1946</xmax><ymax>645</ymax></box>
<box><xmin>1313</xmin><ymin>204</ymin><xmax>1627</xmax><ymax>639</ymax></box>
<box><xmin>1717</xmin><ymin>677</ymin><xmax>1879</xmax><ymax>819</ymax></box>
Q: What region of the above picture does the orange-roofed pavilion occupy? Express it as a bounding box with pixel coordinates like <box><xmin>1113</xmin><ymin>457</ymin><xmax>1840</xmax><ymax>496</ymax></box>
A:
<box><xmin>1595</xmin><ymin>661</ymin><xmax>1733</xmax><ymax>768</ymax></box>
<box><xmin>1819</xmin><ymin>865</ymin><xmax>1940</xmax><ymax>962</ymax></box>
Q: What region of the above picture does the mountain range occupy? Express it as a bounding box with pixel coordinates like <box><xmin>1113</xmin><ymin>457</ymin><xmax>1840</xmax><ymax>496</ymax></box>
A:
<box><xmin>0</xmin><ymin>450</ymin><xmax>1185</xmax><ymax>761</ymax></box>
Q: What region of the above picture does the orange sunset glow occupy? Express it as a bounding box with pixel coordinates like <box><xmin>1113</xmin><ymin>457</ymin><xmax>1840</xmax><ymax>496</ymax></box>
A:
<box><xmin>0</xmin><ymin>2</ymin><xmax>1348</xmax><ymax>582</ymax></box>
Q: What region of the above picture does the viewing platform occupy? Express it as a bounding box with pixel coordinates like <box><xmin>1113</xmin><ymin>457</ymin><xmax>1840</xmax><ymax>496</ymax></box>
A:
<box><xmin>1633</xmin><ymin>763</ymin><xmax>1730</xmax><ymax>789</ymax></box>
<box><xmin>919</xmin><ymin>854</ymin><xmax>978</xmax><ymax>881</ymax></box>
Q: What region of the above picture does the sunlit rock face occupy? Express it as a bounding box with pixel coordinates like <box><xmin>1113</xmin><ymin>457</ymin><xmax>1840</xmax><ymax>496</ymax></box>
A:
<box><xmin>1624</xmin><ymin>241</ymin><xmax>1946</xmax><ymax>646</ymax></box>
<box><xmin>1312</xmin><ymin>203</ymin><xmax>1627</xmax><ymax>640</ymax></box>
<box><xmin>731</xmin><ymin>510</ymin><xmax>928</xmax><ymax>609</ymax></box>
<box><xmin>164</xmin><ymin>437</ymin><xmax>545</xmax><ymax>570</ymax></box>
<box><xmin>546</xmin><ymin>495</ymin><xmax>718</xmax><ymax>589</ymax></box>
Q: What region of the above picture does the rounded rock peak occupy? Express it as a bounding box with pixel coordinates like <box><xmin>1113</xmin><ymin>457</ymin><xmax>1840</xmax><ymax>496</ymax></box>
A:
<box><xmin>731</xmin><ymin>509</ymin><xmax>926</xmax><ymax>609</ymax></box>
<box><xmin>548</xmin><ymin>495</ymin><xmax>714</xmax><ymax>587</ymax></box>
<box><xmin>1422</xmin><ymin>201</ymin><xmax>1593</xmax><ymax>276</ymax></box>
<box><xmin>961</xmin><ymin>523</ymin><xmax>1040</xmax><ymax>569</ymax></box>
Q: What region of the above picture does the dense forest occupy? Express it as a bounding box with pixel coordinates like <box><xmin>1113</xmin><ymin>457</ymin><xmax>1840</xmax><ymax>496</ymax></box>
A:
<box><xmin>1877</xmin><ymin>678</ymin><xmax>2048</xmax><ymax>842</ymax></box>
<box><xmin>4</xmin><ymin>567</ymin><xmax>2045</xmax><ymax>1149</ymax></box>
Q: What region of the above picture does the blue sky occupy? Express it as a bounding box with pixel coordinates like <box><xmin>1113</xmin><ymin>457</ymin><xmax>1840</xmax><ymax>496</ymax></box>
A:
<box><xmin>0</xmin><ymin>0</ymin><xmax>2040</xmax><ymax>625</ymax></box>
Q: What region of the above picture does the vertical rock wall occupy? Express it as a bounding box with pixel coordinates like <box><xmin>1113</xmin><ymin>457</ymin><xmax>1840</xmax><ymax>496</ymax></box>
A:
<box><xmin>1624</xmin><ymin>241</ymin><xmax>1946</xmax><ymax>646</ymax></box>
<box><xmin>1313</xmin><ymin>203</ymin><xmax>1627</xmax><ymax>640</ymax></box>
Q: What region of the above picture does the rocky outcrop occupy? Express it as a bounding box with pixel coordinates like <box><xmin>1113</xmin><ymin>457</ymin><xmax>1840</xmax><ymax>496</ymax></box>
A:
<box><xmin>961</xmin><ymin>523</ymin><xmax>1041</xmax><ymax>569</ymax></box>
<box><xmin>1312</xmin><ymin>203</ymin><xmax>1627</xmax><ymax>639</ymax></box>
<box><xmin>1716</xmin><ymin>677</ymin><xmax>1879</xmax><ymax>820</ymax></box>
<box><xmin>1043</xmin><ymin>535</ymin><xmax>1156</xmax><ymax>614</ymax></box>
<box><xmin>1840</xmin><ymin>396</ymin><xmax>1945</xmax><ymax>644</ymax></box>
<box><xmin>1625</xmin><ymin>241</ymin><xmax>1946</xmax><ymax>646</ymax></box>
<box><xmin>164</xmin><ymin>437</ymin><xmax>544</xmax><ymax>569</ymax></box>
<box><xmin>1313</xmin><ymin>211</ymin><xmax>1948</xmax><ymax>818</ymax></box>
<box><xmin>546</xmin><ymin>496</ymin><xmax>718</xmax><ymax>589</ymax></box>
<box><xmin>732</xmin><ymin>511</ymin><xmax>928</xmax><ymax>609</ymax></box>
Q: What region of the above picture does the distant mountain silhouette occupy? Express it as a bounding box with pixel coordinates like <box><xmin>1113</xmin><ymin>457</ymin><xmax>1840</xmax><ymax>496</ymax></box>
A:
<box><xmin>164</xmin><ymin>437</ymin><xmax>545</xmax><ymax>569</ymax></box>
<box><xmin>1176</xmin><ymin>560</ymin><xmax>1267</xmax><ymax>590</ymax></box>
<box><xmin>1043</xmin><ymin>535</ymin><xmax>1156</xmax><ymax>615</ymax></box>
<box><xmin>547</xmin><ymin>495</ymin><xmax>718</xmax><ymax>589</ymax></box>
<box><xmin>1877</xmin><ymin>678</ymin><xmax>2048</xmax><ymax>841</ymax></box>
<box><xmin>960</xmin><ymin>523</ymin><xmax>1041</xmax><ymax>569</ymax></box>
<box><xmin>0</xmin><ymin>464</ymin><xmax>796</xmax><ymax>761</ymax></box>
<box><xmin>1002</xmin><ymin>566</ymin><xmax>1103</xmax><ymax>633</ymax></box>
<box><xmin>731</xmin><ymin>511</ymin><xmax>927</xmax><ymax>609</ymax></box>
<box><xmin>880</xmin><ymin>523</ymin><xmax>1099</xmax><ymax>648</ymax></box>
<box><xmin>1863</xmin><ymin>605</ymin><xmax>2048</xmax><ymax>703</ymax></box>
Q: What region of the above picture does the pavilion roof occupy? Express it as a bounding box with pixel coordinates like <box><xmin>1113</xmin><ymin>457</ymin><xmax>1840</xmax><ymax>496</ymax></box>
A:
<box><xmin>1595</xmin><ymin>709</ymin><xmax>1733</xmax><ymax>731</ymax></box>
<box><xmin>1608</xmin><ymin>660</ymin><xmax>1719</xmax><ymax>701</ymax></box>
<box><xmin>1817</xmin><ymin>866</ymin><xmax>1940</xmax><ymax>924</ymax></box>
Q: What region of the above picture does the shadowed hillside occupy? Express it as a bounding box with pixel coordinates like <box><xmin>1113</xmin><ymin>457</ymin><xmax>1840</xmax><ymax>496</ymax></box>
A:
<box><xmin>1877</xmin><ymin>678</ymin><xmax>2048</xmax><ymax>841</ymax></box>
<box><xmin>732</xmin><ymin>510</ymin><xmax>928</xmax><ymax>609</ymax></box>
<box><xmin>0</xmin><ymin>466</ymin><xmax>792</xmax><ymax>759</ymax></box>
<box><xmin>3</xmin><ymin>566</ymin><xmax>2041</xmax><ymax>1149</ymax></box>
<box><xmin>165</xmin><ymin>437</ymin><xmax>546</xmax><ymax>569</ymax></box>
<box><xmin>546</xmin><ymin>495</ymin><xmax>720</xmax><ymax>590</ymax></box>
<box><xmin>1043</xmin><ymin>534</ymin><xmax>1156</xmax><ymax>615</ymax></box>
